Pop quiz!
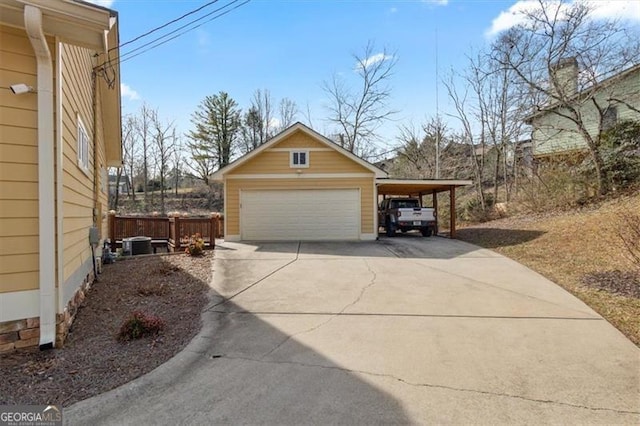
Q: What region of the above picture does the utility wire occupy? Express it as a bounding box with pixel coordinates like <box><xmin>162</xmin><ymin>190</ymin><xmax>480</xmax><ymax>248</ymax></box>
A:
<box><xmin>113</xmin><ymin>0</ymin><xmax>221</xmax><ymax>52</ymax></box>
<box><xmin>118</xmin><ymin>0</ymin><xmax>242</xmax><ymax>63</ymax></box>
<box><xmin>97</xmin><ymin>0</ymin><xmax>250</xmax><ymax>69</ymax></box>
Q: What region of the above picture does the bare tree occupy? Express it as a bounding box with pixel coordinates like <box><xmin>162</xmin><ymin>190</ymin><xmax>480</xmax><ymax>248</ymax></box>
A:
<box><xmin>251</xmin><ymin>89</ymin><xmax>273</xmax><ymax>143</ymax></box>
<box><xmin>323</xmin><ymin>41</ymin><xmax>398</xmax><ymax>158</ymax></box>
<box><xmin>492</xmin><ymin>0</ymin><xmax>640</xmax><ymax>195</ymax></box>
<box><xmin>444</xmin><ymin>60</ymin><xmax>490</xmax><ymax>210</ymax></box>
<box><xmin>278</xmin><ymin>98</ymin><xmax>298</xmax><ymax>130</ymax></box>
<box><xmin>239</xmin><ymin>106</ymin><xmax>262</xmax><ymax>155</ymax></box>
<box><xmin>119</xmin><ymin>114</ymin><xmax>138</xmax><ymax>204</ymax></box>
<box><xmin>171</xmin><ymin>137</ymin><xmax>184</xmax><ymax>197</ymax></box>
<box><xmin>151</xmin><ymin>111</ymin><xmax>175</xmax><ymax>215</ymax></box>
<box><xmin>136</xmin><ymin>104</ymin><xmax>154</xmax><ymax>211</ymax></box>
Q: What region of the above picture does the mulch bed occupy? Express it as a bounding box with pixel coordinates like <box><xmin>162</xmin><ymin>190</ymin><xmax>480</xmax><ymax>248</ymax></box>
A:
<box><xmin>0</xmin><ymin>253</ymin><xmax>211</xmax><ymax>407</ymax></box>
<box><xmin>581</xmin><ymin>270</ymin><xmax>640</xmax><ymax>299</ymax></box>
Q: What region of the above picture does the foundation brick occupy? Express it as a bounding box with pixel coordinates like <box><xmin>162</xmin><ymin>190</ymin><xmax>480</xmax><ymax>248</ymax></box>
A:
<box><xmin>0</xmin><ymin>320</ymin><xmax>27</xmax><ymax>334</ymax></box>
<box><xmin>26</xmin><ymin>317</ymin><xmax>40</xmax><ymax>328</ymax></box>
<box><xmin>15</xmin><ymin>337</ymin><xmax>39</xmax><ymax>349</ymax></box>
<box><xmin>0</xmin><ymin>342</ymin><xmax>15</xmax><ymax>353</ymax></box>
<box><xmin>0</xmin><ymin>332</ymin><xmax>19</xmax><ymax>344</ymax></box>
<box><xmin>19</xmin><ymin>328</ymin><xmax>40</xmax><ymax>340</ymax></box>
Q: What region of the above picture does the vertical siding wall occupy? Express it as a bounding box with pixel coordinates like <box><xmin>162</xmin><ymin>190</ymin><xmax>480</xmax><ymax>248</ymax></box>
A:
<box><xmin>0</xmin><ymin>25</ymin><xmax>54</xmax><ymax>294</ymax></box>
<box><xmin>60</xmin><ymin>43</ymin><xmax>107</xmax><ymax>285</ymax></box>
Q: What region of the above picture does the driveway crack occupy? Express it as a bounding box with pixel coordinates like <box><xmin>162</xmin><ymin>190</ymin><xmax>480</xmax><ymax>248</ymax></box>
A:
<box><xmin>260</xmin><ymin>258</ymin><xmax>378</xmax><ymax>359</ymax></box>
<box><xmin>207</xmin><ymin>241</ymin><xmax>301</xmax><ymax>311</ymax></box>
<box><xmin>217</xmin><ymin>355</ymin><xmax>640</xmax><ymax>416</ymax></box>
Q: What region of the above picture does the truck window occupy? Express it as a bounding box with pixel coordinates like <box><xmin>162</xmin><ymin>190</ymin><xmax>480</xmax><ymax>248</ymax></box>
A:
<box><xmin>390</xmin><ymin>199</ymin><xmax>419</xmax><ymax>209</ymax></box>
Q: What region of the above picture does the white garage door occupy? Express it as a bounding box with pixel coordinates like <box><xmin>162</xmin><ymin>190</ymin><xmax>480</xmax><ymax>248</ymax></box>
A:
<box><xmin>241</xmin><ymin>189</ymin><xmax>360</xmax><ymax>241</ymax></box>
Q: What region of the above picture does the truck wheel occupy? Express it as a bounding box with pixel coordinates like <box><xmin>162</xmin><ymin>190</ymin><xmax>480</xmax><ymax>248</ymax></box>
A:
<box><xmin>421</xmin><ymin>227</ymin><xmax>433</xmax><ymax>237</ymax></box>
<box><xmin>386</xmin><ymin>222</ymin><xmax>396</xmax><ymax>237</ymax></box>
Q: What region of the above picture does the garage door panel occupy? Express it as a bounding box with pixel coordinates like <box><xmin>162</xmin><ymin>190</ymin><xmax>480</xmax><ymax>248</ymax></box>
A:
<box><xmin>241</xmin><ymin>189</ymin><xmax>359</xmax><ymax>241</ymax></box>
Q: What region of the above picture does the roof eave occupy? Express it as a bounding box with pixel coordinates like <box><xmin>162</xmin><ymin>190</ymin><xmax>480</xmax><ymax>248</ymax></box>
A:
<box><xmin>0</xmin><ymin>0</ymin><xmax>114</xmax><ymax>51</ymax></box>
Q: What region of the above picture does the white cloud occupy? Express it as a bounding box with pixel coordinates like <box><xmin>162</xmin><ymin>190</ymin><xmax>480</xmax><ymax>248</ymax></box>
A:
<box><xmin>390</xmin><ymin>7</ymin><xmax>398</xmax><ymax>13</ymax></box>
<box><xmin>357</xmin><ymin>53</ymin><xmax>393</xmax><ymax>70</ymax></box>
<box><xmin>121</xmin><ymin>83</ymin><xmax>140</xmax><ymax>101</ymax></box>
<box><xmin>423</xmin><ymin>0</ymin><xmax>449</xmax><ymax>5</ymax></box>
<box><xmin>486</xmin><ymin>0</ymin><xmax>640</xmax><ymax>38</ymax></box>
<box><xmin>197</xmin><ymin>29</ymin><xmax>211</xmax><ymax>48</ymax></box>
<box><xmin>589</xmin><ymin>0</ymin><xmax>640</xmax><ymax>21</ymax></box>
<box><xmin>85</xmin><ymin>0</ymin><xmax>115</xmax><ymax>8</ymax></box>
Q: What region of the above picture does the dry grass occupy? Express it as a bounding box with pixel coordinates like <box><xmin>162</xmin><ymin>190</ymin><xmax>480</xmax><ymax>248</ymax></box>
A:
<box><xmin>458</xmin><ymin>192</ymin><xmax>640</xmax><ymax>346</ymax></box>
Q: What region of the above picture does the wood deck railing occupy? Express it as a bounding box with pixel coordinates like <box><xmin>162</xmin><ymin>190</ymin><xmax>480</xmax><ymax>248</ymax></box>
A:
<box><xmin>108</xmin><ymin>212</ymin><xmax>224</xmax><ymax>252</ymax></box>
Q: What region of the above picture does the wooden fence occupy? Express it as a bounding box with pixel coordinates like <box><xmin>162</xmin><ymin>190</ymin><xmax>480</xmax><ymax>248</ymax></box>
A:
<box><xmin>108</xmin><ymin>213</ymin><xmax>224</xmax><ymax>252</ymax></box>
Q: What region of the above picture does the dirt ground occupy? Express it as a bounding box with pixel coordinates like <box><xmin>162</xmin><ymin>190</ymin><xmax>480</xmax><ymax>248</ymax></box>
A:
<box><xmin>0</xmin><ymin>253</ymin><xmax>211</xmax><ymax>407</ymax></box>
<box><xmin>458</xmin><ymin>193</ymin><xmax>640</xmax><ymax>346</ymax></box>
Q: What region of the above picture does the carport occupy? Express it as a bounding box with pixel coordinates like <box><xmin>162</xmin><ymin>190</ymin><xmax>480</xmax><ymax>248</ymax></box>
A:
<box><xmin>376</xmin><ymin>179</ymin><xmax>472</xmax><ymax>238</ymax></box>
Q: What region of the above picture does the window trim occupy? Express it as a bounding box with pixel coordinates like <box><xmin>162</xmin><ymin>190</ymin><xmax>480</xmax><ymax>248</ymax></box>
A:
<box><xmin>290</xmin><ymin>150</ymin><xmax>310</xmax><ymax>168</ymax></box>
<box><xmin>77</xmin><ymin>114</ymin><xmax>90</xmax><ymax>174</ymax></box>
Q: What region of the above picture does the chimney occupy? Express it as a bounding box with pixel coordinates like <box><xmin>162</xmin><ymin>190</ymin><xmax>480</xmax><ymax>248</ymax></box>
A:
<box><xmin>550</xmin><ymin>57</ymin><xmax>578</xmax><ymax>99</ymax></box>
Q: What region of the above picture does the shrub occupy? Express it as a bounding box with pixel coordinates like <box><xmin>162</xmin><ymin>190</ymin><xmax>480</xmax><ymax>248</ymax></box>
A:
<box><xmin>600</xmin><ymin>120</ymin><xmax>640</xmax><ymax>191</ymax></box>
<box><xmin>184</xmin><ymin>233</ymin><xmax>205</xmax><ymax>256</ymax></box>
<box><xmin>118</xmin><ymin>311</ymin><xmax>165</xmax><ymax>341</ymax></box>
<box><xmin>464</xmin><ymin>192</ymin><xmax>494</xmax><ymax>222</ymax></box>
<box><xmin>617</xmin><ymin>210</ymin><xmax>640</xmax><ymax>270</ymax></box>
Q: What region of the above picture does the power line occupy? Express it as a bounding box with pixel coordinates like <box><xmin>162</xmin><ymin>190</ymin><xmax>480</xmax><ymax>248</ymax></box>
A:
<box><xmin>118</xmin><ymin>0</ymin><xmax>243</xmax><ymax>63</ymax></box>
<box><xmin>113</xmin><ymin>0</ymin><xmax>221</xmax><ymax>52</ymax></box>
<box><xmin>98</xmin><ymin>0</ymin><xmax>251</xmax><ymax>69</ymax></box>
<box><xmin>120</xmin><ymin>0</ymin><xmax>250</xmax><ymax>66</ymax></box>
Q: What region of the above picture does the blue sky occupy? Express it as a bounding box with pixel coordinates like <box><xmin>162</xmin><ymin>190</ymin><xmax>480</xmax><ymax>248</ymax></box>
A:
<box><xmin>90</xmin><ymin>0</ymin><xmax>640</xmax><ymax>152</ymax></box>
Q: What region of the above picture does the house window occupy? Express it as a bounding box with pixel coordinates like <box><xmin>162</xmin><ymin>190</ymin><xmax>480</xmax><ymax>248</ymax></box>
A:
<box><xmin>77</xmin><ymin>115</ymin><xmax>90</xmax><ymax>172</ymax></box>
<box><xmin>290</xmin><ymin>150</ymin><xmax>309</xmax><ymax>168</ymax></box>
<box><xmin>602</xmin><ymin>106</ymin><xmax>617</xmax><ymax>132</ymax></box>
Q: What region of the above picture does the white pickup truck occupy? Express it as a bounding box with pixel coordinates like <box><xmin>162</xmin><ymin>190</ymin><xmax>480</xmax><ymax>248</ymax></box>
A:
<box><xmin>378</xmin><ymin>198</ymin><xmax>436</xmax><ymax>237</ymax></box>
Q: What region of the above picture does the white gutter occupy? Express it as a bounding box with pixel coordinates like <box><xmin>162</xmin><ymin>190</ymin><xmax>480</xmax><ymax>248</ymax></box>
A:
<box><xmin>24</xmin><ymin>4</ymin><xmax>56</xmax><ymax>348</ymax></box>
<box><xmin>55</xmin><ymin>38</ymin><xmax>64</xmax><ymax>316</ymax></box>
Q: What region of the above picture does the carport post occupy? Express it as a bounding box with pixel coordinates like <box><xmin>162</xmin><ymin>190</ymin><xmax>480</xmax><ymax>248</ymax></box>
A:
<box><xmin>432</xmin><ymin>191</ymin><xmax>438</xmax><ymax>235</ymax></box>
<box><xmin>449</xmin><ymin>185</ymin><xmax>456</xmax><ymax>238</ymax></box>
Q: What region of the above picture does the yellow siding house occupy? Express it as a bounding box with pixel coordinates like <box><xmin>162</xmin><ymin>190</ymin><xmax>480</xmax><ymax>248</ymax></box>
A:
<box><xmin>0</xmin><ymin>0</ymin><xmax>121</xmax><ymax>351</ymax></box>
<box><xmin>212</xmin><ymin>123</ymin><xmax>387</xmax><ymax>241</ymax></box>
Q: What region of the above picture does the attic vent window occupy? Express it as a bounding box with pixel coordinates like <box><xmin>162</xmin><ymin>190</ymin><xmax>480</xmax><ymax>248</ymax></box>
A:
<box><xmin>290</xmin><ymin>150</ymin><xmax>309</xmax><ymax>168</ymax></box>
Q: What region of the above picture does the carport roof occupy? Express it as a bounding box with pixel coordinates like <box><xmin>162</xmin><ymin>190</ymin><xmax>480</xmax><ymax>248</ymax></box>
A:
<box><xmin>376</xmin><ymin>179</ymin><xmax>472</xmax><ymax>196</ymax></box>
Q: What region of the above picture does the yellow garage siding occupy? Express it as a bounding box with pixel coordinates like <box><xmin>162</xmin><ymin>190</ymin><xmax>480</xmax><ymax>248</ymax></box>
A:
<box><xmin>60</xmin><ymin>43</ymin><xmax>97</xmax><ymax>283</ymax></box>
<box><xmin>232</xmin><ymin>149</ymin><xmax>371</xmax><ymax>175</ymax></box>
<box><xmin>225</xmin><ymin>177</ymin><xmax>375</xmax><ymax>235</ymax></box>
<box><xmin>273</xmin><ymin>130</ymin><xmax>328</xmax><ymax>149</ymax></box>
<box><xmin>0</xmin><ymin>25</ymin><xmax>42</xmax><ymax>294</ymax></box>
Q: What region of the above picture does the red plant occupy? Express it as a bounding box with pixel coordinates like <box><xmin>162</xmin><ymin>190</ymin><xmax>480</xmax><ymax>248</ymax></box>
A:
<box><xmin>118</xmin><ymin>311</ymin><xmax>165</xmax><ymax>341</ymax></box>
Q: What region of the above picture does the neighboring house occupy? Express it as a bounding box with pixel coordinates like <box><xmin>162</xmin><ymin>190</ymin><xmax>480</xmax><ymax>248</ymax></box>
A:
<box><xmin>212</xmin><ymin>123</ymin><xmax>470</xmax><ymax>241</ymax></box>
<box><xmin>526</xmin><ymin>61</ymin><xmax>640</xmax><ymax>157</ymax></box>
<box><xmin>109</xmin><ymin>173</ymin><xmax>130</xmax><ymax>196</ymax></box>
<box><xmin>0</xmin><ymin>0</ymin><xmax>121</xmax><ymax>351</ymax></box>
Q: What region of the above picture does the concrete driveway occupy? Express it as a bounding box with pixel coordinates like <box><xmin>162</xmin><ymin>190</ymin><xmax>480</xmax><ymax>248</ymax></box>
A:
<box><xmin>67</xmin><ymin>237</ymin><xmax>639</xmax><ymax>425</ymax></box>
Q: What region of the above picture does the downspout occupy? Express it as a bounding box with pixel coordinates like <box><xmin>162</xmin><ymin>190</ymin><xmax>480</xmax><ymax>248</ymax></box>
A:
<box><xmin>55</xmin><ymin>39</ymin><xmax>64</xmax><ymax>316</ymax></box>
<box><xmin>24</xmin><ymin>5</ymin><xmax>56</xmax><ymax>349</ymax></box>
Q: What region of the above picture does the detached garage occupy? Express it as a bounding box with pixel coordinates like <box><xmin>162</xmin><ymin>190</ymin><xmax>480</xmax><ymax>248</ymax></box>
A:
<box><xmin>212</xmin><ymin>123</ymin><xmax>385</xmax><ymax>241</ymax></box>
<box><xmin>212</xmin><ymin>122</ymin><xmax>471</xmax><ymax>241</ymax></box>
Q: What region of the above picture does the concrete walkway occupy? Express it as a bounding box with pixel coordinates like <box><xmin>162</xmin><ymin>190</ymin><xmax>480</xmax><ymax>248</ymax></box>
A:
<box><xmin>66</xmin><ymin>237</ymin><xmax>640</xmax><ymax>425</ymax></box>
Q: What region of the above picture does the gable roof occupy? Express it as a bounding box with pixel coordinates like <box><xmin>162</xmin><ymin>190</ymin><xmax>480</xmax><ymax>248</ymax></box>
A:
<box><xmin>212</xmin><ymin>122</ymin><xmax>388</xmax><ymax>179</ymax></box>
